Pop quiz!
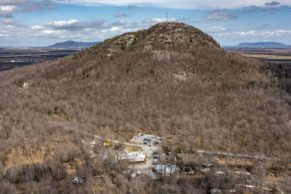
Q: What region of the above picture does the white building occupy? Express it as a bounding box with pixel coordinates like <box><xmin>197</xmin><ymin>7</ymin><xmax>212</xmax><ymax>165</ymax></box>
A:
<box><xmin>117</xmin><ymin>148</ymin><xmax>146</xmax><ymax>163</ymax></box>
<box><xmin>154</xmin><ymin>164</ymin><xmax>180</xmax><ymax>175</ymax></box>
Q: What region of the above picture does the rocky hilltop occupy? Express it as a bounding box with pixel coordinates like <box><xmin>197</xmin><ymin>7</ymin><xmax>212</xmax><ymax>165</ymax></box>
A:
<box><xmin>103</xmin><ymin>22</ymin><xmax>220</xmax><ymax>55</ymax></box>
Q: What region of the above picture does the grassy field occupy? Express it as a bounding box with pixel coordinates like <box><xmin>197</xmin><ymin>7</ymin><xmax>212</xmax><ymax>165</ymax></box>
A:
<box><xmin>226</xmin><ymin>48</ymin><xmax>291</xmax><ymax>63</ymax></box>
<box><xmin>242</xmin><ymin>53</ymin><xmax>291</xmax><ymax>60</ymax></box>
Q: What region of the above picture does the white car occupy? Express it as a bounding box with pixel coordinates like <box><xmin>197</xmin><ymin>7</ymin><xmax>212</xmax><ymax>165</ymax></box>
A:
<box><xmin>152</xmin><ymin>158</ymin><xmax>159</xmax><ymax>165</ymax></box>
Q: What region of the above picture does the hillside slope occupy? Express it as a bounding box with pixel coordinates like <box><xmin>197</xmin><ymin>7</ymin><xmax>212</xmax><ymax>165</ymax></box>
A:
<box><xmin>0</xmin><ymin>22</ymin><xmax>290</xmax><ymax>193</ymax></box>
<box><xmin>1</xmin><ymin>22</ymin><xmax>290</xmax><ymax>155</ymax></box>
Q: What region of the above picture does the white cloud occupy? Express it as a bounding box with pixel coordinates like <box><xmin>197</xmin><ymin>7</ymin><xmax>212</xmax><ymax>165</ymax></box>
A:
<box><xmin>152</xmin><ymin>18</ymin><xmax>176</xmax><ymax>22</ymax></box>
<box><xmin>0</xmin><ymin>29</ymin><xmax>8</xmax><ymax>37</ymax></box>
<box><xmin>262</xmin><ymin>30</ymin><xmax>291</xmax><ymax>36</ymax></box>
<box><xmin>31</xmin><ymin>25</ymin><xmax>44</xmax><ymax>30</ymax></box>
<box><xmin>48</xmin><ymin>19</ymin><xmax>78</xmax><ymax>27</ymax></box>
<box><xmin>205</xmin><ymin>10</ymin><xmax>235</xmax><ymax>21</ymax></box>
<box><xmin>110</xmin><ymin>26</ymin><xmax>120</xmax><ymax>32</ymax></box>
<box><xmin>0</xmin><ymin>0</ymin><xmax>56</xmax><ymax>17</ymax></box>
<box><xmin>41</xmin><ymin>29</ymin><xmax>64</xmax><ymax>35</ymax></box>
<box><xmin>53</xmin><ymin>0</ymin><xmax>291</xmax><ymax>9</ymax></box>
<box><xmin>0</xmin><ymin>18</ymin><xmax>14</xmax><ymax>25</ymax></box>
<box><xmin>11</xmin><ymin>19</ymin><xmax>140</xmax><ymax>42</ymax></box>
<box><xmin>113</xmin><ymin>13</ymin><xmax>128</xmax><ymax>18</ymax></box>
<box><xmin>0</xmin><ymin>0</ymin><xmax>24</xmax><ymax>5</ymax></box>
<box><xmin>142</xmin><ymin>18</ymin><xmax>176</xmax><ymax>26</ymax></box>
<box><xmin>0</xmin><ymin>0</ymin><xmax>289</xmax><ymax>19</ymax></box>
<box><xmin>235</xmin><ymin>29</ymin><xmax>291</xmax><ymax>37</ymax></box>
<box><xmin>208</xmin><ymin>26</ymin><xmax>226</xmax><ymax>33</ymax></box>
<box><xmin>236</xmin><ymin>30</ymin><xmax>258</xmax><ymax>36</ymax></box>
<box><xmin>0</xmin><ymin>5</ymin><xmax>17</xmax><ymax>14</ymax></box>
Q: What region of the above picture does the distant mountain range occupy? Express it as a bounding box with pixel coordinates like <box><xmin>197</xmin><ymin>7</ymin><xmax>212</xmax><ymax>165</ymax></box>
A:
<box><xmin>236</xmin><ymin>42</ymin><xmax>291</xmax><ymax>49</ymax></box>
<box><xmin>48</xmin><ymin>41</ymin><xmax>97</xmax><ymax>49</ymax></box>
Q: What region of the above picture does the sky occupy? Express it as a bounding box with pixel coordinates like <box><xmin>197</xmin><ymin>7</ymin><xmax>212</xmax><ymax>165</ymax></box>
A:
<box><xmin>0</xmin><ymin>0</ymin><xmax>291</xmax><ymax>47</ymax></box>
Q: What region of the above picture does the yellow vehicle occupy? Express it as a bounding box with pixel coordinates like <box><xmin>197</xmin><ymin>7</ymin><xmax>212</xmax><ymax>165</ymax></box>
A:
<box><xmin>103</xmin><ymin>140</ymin><xmax>110</xmax><ymax>147</ymax></box>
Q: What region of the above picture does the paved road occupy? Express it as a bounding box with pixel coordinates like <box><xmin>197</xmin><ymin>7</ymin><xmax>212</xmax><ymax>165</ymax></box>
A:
<box><xmin>196</xmin><ymin>149</ymin><xmax>288</xmax><ymax>162</ymax></box>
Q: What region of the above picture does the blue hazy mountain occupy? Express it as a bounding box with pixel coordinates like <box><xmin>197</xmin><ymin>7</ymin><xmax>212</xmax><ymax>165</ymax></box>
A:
<box><xmin>48</xmin><ymin>41</ymin><xmax>97</xmax><ymax>49</ymax></box>
<box><xmin>237</xmin><ymin>42</ymin><xmax>291</xmax><ymax>49</ymax></box>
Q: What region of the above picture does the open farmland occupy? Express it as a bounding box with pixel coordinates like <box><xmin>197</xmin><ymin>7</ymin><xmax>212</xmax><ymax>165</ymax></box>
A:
<box><xmin>226</xmin><ymin>48</ymin><xmax>291</xmax><ymax>64</ymax></box>
<box><xmin>0</xmin><ymin>48</ymin><xmax>78</xmax><ymax>72</ymax></box>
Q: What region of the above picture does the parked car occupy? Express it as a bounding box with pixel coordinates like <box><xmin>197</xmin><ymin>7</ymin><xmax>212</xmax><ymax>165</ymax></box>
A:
<box><xmin>152</xmin><ymin>152</ymin><xmax>160</xmax><ymax>159</ymax></box>
<box><xmin>152</xmin><ymin>158</ymin><xmax>159</xmax><ymax>165</ymax></box>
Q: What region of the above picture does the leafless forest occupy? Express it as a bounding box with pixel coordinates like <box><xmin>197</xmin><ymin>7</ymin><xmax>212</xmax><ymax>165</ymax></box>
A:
<box><xmin>0</xmin><ymin>23</ymin><xmax>290</xmax><ymax>193</ymax></box>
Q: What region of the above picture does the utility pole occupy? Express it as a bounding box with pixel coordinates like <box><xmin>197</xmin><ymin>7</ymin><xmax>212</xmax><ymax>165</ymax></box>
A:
<box><xmin>166</xmin><ymin>12</ymin><xmax>168</xmax><ymax>22</ymax></box>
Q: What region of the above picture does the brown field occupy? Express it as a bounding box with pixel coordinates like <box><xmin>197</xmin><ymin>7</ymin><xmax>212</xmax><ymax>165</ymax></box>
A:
<box><xmin>242</xmin><ymin>53</ymin><xmax>291</xmax><ymax>60</ymax></box>
<box><xmin>226</xmin><ymin>48</ymin><xmax>291</xmax><ymax>63</ymax></box>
